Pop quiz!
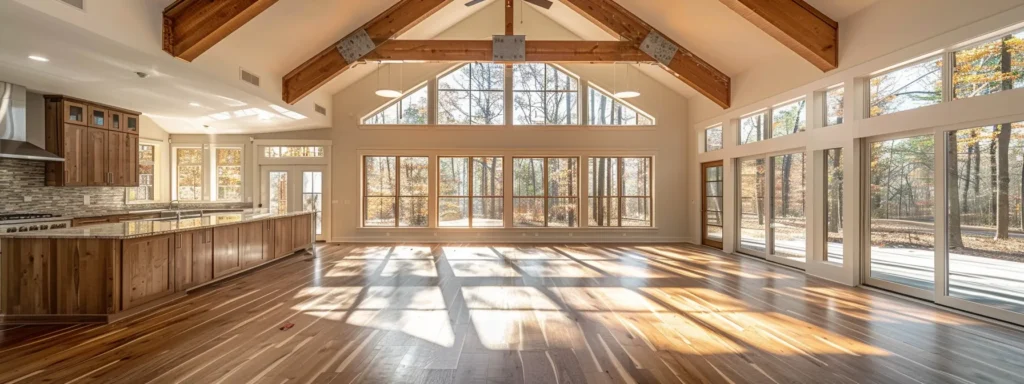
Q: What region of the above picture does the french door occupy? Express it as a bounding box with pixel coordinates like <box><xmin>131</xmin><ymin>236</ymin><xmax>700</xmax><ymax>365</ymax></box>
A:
<box><xmin>702</xmin><ymin>161</ymin><xmax>724</xmax><ymax>249</ymax></box>
<box><xmin>261</xmin><ymin>166</ymin><xmax>327</xmax><ymax>241</ymax></box>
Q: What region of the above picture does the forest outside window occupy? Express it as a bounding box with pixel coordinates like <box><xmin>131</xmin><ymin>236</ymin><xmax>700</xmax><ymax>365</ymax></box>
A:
<box><xmin>770</xmin><ymin>99</ymin><xmax>806</xmax><ymax>138</ymax></box>
<box><xmin>438</xmin><ymin>157</ymin><xmax>504</xmax><ymax>227</ymax></box>
<box><xmin>869</xmin><ymin>56</ymin><xmax>942</xmax><ymax>117</ymax></box>
<box><xmin>364</xmin><ymin>156</ymin><xmax>429</xmax><ymax>227</ymax></box>
<box><xmin>825</xmin><ymin>85</ymin><xmax>845</xmax><ymax>126</ymax></box>
<box><xmin>175</xmin><ymin>147</ymin><xmax>203</xmax><ymax>201</ymax></box>
<box><xmin>589</xmin><ymin>157</ymin><xmax>653</xmax><ymax>227</ymax></box>
<box><xmin>587</xmin><ymin>86</ymin><xmax>654</xmax><ymax>126</ymax></box>
<box><xmin>739</xmin><ymin>111</ymin><xmax>767</xmax><ymax>145</ymax></box>
<box><xmin>363</xmin><ymin>85</ymin><xmax>428</xmax><ymax>125</ymax></box>
<box><xmin>215</xmin><ymin>148</ymin><xmax>243</xmax><ymax>201</ymax></box>
<box><xmin>512</xmin><ymin>64</ymin><xmax>579</xmax><ymax>125</ymax></box>
<box><xmin>705</xmin><ymin>125</ymin><xmax>723</xmax><ymax>152</ymax></box>
<box><xmin>953</xmin><ymin>29</ymin><xmax>1024</xmax><ymax>100</ymax></box>
<box><xmin>128</xmin><ymin>144</ymin><xmax>155</xmax><ymax>202</ymax></box>
<box><xmin>513</xmin><ymin>157</ymin><xmax>579</xmax><ymax>227</ymax></box>
<box><xmin>264</xmin><ymin>146</ymin><xmax>325</xmax><ymax>158</ymax></box>
<box><xmin>438</xmin><ymin>63</ymin><xmax>505</xmax><ymax>125</ymax></box>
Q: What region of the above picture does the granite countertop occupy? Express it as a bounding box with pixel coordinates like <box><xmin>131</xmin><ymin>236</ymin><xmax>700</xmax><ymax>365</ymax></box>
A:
<box><xmin>1</xmin><ymin>209</ymin><xmax>313</xmax><ymax>239</ymax></box>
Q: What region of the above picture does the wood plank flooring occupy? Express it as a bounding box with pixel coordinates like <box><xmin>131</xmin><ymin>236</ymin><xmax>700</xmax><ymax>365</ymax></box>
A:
<box><xmin>2</xmin><ymin>243</ymin><xmax>1024</xmax><ymax>383</ymax></box>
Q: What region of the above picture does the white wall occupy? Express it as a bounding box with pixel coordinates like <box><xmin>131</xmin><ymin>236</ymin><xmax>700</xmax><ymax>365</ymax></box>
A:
<box><xmin>686</xmin><ymin>0</ymin><xmax>1024</xmax><ymax>285</ymax></box>
<box><xmin>329</xmin><ymin>2</ymin><xmax>690</xmax><ymax>243</ymax></box>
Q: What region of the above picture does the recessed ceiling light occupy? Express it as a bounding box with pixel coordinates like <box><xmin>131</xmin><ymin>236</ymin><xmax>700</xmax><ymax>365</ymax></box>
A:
<box><xmin>28</xmin><ymin>55</ymin><xmax>49</xmax><ymax>62</ymax></box>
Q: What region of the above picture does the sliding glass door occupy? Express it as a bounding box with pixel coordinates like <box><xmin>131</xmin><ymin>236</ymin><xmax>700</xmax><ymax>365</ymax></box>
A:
<box><xmin>738</xmin><ymin>158</ymin><xmax>766</xmax><ymax>256</ymax></box>
<box><xmin>769</xmin><ymin>152</ymin><xmax>807</xmax><ymax>266</ymax></box>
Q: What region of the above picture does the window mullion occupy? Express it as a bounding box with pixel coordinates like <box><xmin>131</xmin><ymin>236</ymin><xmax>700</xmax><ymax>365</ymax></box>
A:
<box><xmin>395</xmin><ymin>156</ymin><xmax>401</xmax><ymax>228</ymax></box>
<box><xmin>618</xmin><ymin>158</ymin><xmax>624</xmax><ymax>227</ymax></box>
<box><xmin>543</xmin><ymin>158</ymin><xmax>549</xmax><ymax>227</ymax></box>
<box><xmin>469</xmin><ymin>157</ymin><xmax>474</xmax><ymax>228</ymax></box>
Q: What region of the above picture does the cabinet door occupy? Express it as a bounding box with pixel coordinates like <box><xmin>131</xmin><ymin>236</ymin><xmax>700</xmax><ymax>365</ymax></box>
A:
<box><xmin>263</xmin><ymin>220</ymin><xmax>275</xmax><ymax>261</ymax></box>
<box><xmin>122</xmin><ymin>235</ymin><xmax>175</xmax><ymax>310</ymax></box>
<box><xmin>240</xmin><ymin>222</ymin><xmax>264</xmax><ymax>269</ymax></box>
<box><xmin>64</xmin><ymin>124</ymin><xmax>87</xmax><ymax>186</ymax></box>
<box><xmin>274</xmin><ymin>219</ymin><xmax>292</xmax><ymax>258</ymax></box>
<box><xmin>88</xmin><ymin>105</ymin><xmax>109</xmax><ymax>129</ymax></box>
<box><xmin>64</xmin><ymin>100</ymin><xmax>87</xmax><ymax>125</ymax></box>
<box><xmin>213</xmin><ymin>225</ymin><xmax>241</xmax><ymax>278</ymax></box>
<box><xmin>125</xmin><ymin>114</ymin><xmax>140</xmax><ymax>134</ymax></box>
<box><xmin>292</xmin><ymin>215</ymin><xmax>310</xmax><ymax>251</ymax></box>
<box><xmin>85</xmin><ymin>128</ymin><xmax>107</xmax><ymax>186</ymax></box>
<box><xmin>174</xmin><ymin>232</ymin><xmax>194</xmax><ymax>291</ymax></box>
<box><xmin>109</xmin><ymin>111</ymin><xmax>123</xmax><ymax>132</ymax></box>
<box><xmin>125</xmin><ymin>135</ymin><xmax>138</xmax><ymax>187</ymax></box>
<box><xmin>192</xmin><ymin>229</ymin><xmax>214</xmax><ymax>286</ymax></box>
<box><xmin>107</xmin><ymin>131</ymin><xmax>125</xmax><ymax>186</ymax></box>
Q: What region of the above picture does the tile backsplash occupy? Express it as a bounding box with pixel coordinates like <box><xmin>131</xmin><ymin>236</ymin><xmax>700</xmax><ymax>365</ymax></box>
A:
<box><xmin>0</xmin><ymin>158</ymin><xmax>247</xmax><ymax>216</ymax></box>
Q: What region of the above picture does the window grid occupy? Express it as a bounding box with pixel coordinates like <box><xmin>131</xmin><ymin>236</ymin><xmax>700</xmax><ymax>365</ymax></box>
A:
<box><xmin>438</xmin><ymin>157</ymin><xmax>504</xmax><ymax>228</ymax></box>
<box><xmin>437</xmin><ymin>63</ymin><xmax>505</xmax><ymax>125</ymax></box>
<box><xmin>589</xmin><ymin>157</ymin><xmax>653</xmax><ymax>228</ymax></box>
<box><xmin>129</xmin><ymin>144</ymin><xmax>155</xmax><ymax>202</ymax></box>
<box><xmin>176</xmin><ymin>147</ymin><xmax>203</xmax><ymax>201</ymax></box>
<box><xmin>215</xmin><ymin>148</ymin><xmax>243</xmax><ymax>201</ymax></box>
<box><xmin>263</xmin><ymin>146</ymin><xmax>325</xmax><ymax>158</ymax></box>
<box><xmin>512</xmin><ymin>64</ymin><xmax>579</xmax><ymax>125</ymax></box>
<box><xmin>363</xmin><ymin>156</ymin><xmax>429</xmax><ymax>228</ymax></box>
<box><xmin>513</xmin><ymin>157</ymin><xmax>579</xmax><ymax>228</ymax></box>
<box><xmin>363</xmin><ymin>85</ymin><xmax>429</xmax><ymax>125</ymax></box>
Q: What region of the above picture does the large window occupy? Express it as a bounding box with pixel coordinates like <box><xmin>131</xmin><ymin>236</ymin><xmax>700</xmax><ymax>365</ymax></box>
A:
<box><xmin>215</xmin><ymin>148</ymin><xmax>242</xmax><ymax>201</ymax></box>
<box><xmin>705</xmin><ymin>125</ymin><xmax>723</xmax><ymax>152</ymax></box>
<box><xmin>869</xmin><ymin>57</ymin><xmax>942</xmax><ymax>117</ymax></box>
<box><xmin>363</xmin><ymin>85</ymin><xmax>428</xmax><ymax>125</ymax></box>
<box><xmin>512</xmin><ymin>64</ymin><xmax>578</xmax><ymax>125</ymax></box>
<box><xmin>953</xmin><ymin>30</ymin><xmax>1024</xmax><ymax>100</ymax></box>
<box><xmin>868</xmin><ymin>135</ymin><xmax>935</xmax><ymax>291</ymax></box>
<box><xmin>364</xmin><ymin>156</ymin><xmax>429</xmax><ymax>227</ymax></box>
<box><xmin>825</xmin><ymin>85</ymin><xmax>845</xmax><ymax>126</ymax></box>
<box><xmin>587</xmin><ymin>86</ymin><xmax>654</xmax><ymax>126</ymax></box>
<box><xmin>128</xmin><ymin>144</ymin><xmax>155</xmax><ymax>202</ymax></box>
<box><xmin>769</xmin><ymin>152</ymin><xmax>806</xmax><ymax>262</ymax></box>
<box><xmin>264</xmin><ymin>146</ymin><xmax>325</xmax><ymax>158</ymax></box>
<box><xmin>513</xmin><ymin>157</ymin><xmax>579</xmax><ymax>227</ymax></box>
<box><xmin>739</xmin><ymin>158</ymin><xmax>766</xmax><ymax>254</ymax></box>
<box><xmin>770</xmin><ymin>99</ymin><xmax>806</xmax><ymax>138</ymax></box>
<box><xmin>946</xmin><ymin>122</ymin><xmax>1024</xmax><ymax>314</ymax></box>
<box><xmin>303</xmin><ymin>171</ymin><xmax>324</xmax><ymax>235</ymax></box>
<box><xmin>438</xmin><ymin>63</ymin><xmax>505</xmax><ymax>125</ymax></box>
<box><xmin>438</xmin><ymin>157</ymin><xmax>504</xmax><ymax>227</ymax></box>
<box><xmin>739</xmin><ymin>111</ymin><xmax>766</xmax><ymax>145</ymax></box>
<box><xmin>589</xmin><ymin>157</ymin><xmax>652</xmax><ymax>227</ymax></box>
<box><xmin>176</xmin><ymin>148</ymin><xmax>203</xmax><ymax>201</ymax></box>
<box><xmin>825</xmin><ymin>148</ymin><xmax>844</xmax><ymax>264</ymax></box>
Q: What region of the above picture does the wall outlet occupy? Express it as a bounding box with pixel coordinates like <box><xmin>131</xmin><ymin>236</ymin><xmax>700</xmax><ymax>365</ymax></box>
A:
<box><xmin>83</xmin><ymin>195</ymin><xmax>91</xmax><ymax>205</ymax></box>
<box><xmin>24</xmin><ymin>196</ymin><xmax>31</xmax><ymax>202</ymax></box>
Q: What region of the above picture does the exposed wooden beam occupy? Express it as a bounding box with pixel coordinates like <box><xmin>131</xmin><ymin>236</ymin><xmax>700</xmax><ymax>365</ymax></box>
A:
<box><xmin>363</xmin><ymin>40</ymin><xmax>652</xmax><ymax>62</ymax></box>
<box><xmin>718</xmin><ymin>0</ymin><xmax>838</xmax><ymax>71</ymax></box>
<box><xmin>282</xmin><ymin>0</ymin><xmax>454</xmax><ymax>104</ymax></box>
<box><xmin>561</xmin><ymin>0</ymin><xmax>731</xmax><ymax>108</ymax></box>
<box><xmin>162</xmin><ymin>0</ymin><xmax>279</xmax><ymax>62</ymax></box>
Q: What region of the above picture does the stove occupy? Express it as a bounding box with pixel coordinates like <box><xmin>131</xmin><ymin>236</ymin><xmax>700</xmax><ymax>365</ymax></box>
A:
<box><xmin>0</xmin><ymin>213</ymin><xmax>71</xmax><ymax>234</ymax></box>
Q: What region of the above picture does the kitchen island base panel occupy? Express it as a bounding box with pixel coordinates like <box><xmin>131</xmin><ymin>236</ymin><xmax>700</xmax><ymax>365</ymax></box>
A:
<box><xmin>0</xmin><ymin>212</ymin><xmax>314</xmax><ymax>325</ymax></box>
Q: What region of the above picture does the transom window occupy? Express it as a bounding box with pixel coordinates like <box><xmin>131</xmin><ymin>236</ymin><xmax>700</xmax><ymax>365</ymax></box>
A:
<box><xmin>437</xmin><ymin>63</ymin><xmax>505</xmax><ymax>125</ymax></box>
<box><xmin>215</xmin><ymin>148</ymin><xmax>243</xmax><ymax>201</ymax></box>
<box><xmin>363</xmin><ymin>156</ymin><xmax>429</xmax><ymax>227</ymax></box>
<box><xmin>438</xmin><ymin>157</ymin><xmax>504</xmax><ymax>227</ymax></box>
<box><xmin>825</xmin><ymin>85</ymin><xmax>845</xmax><ymax>126</ymax></box>
<box><xmin>869</xmin><ymin>56</ymin><xmax>942</xmax><ymax>117</ymax></box>
<box><xmin>589</xmin><ymin>157</ymin><xmax>653</xmax><ymax>227</ymax></box>
<box><xmin>175</xmin><ymin>148</ymin><xmax>203</xmax><ymax>200</ymax></box>
<box><xmin>363</xmin><ymin>85</ymin><xmax>428</xmax><ymax>125</ymax></box>
<box><xmin>264</xmin><ymin>146</ymin><xmax>325</xmax><ymax>158</ymax></box>
<box><xmin>588</xmin><ymin>85</ymin><xmax>654</xmax><ymax>126</ymax></box>
<box><xmin>953</xmin><ymin>29</ymin><xmax>1024</xmax><ymax>100</ymax></box>
<box><xmin>739</xmin><ymin>111</ymin><xmax>767</xmax><ymax>145</ymax></box>
<box><xmin>512</xmin><ymin>63</ymin><xmax>579</xmax><ymax>125</ymax></box>
<box><xmin>770</xmin><ymin>99</ymin><xmax>806</xmax><ymax>138</ymax></box>
<box><xmin>705</xmin><ymin>125</ymin><xmax>723</xmax><ymax>152</ymax></box>
<box><xmin>513</xmin><ymin>157</ymin><xmax>579</xmax><ymax>227</ymax></box>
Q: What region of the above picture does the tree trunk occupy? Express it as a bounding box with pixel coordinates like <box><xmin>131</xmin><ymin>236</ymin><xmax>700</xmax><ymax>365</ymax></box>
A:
<box><xmin>962</xmin><ymin>136</ymin><xmax>972</xmax><ymax>215</ymax></box>
<box><xmin>827</xmin><ymin>150</ymin><xmax>842</xmax><ymax>233</ymax></box>
<box><xmin>755</xmin><ymin>161</ymin><xmax>765</xmax><ymax>225</ymax></box>
<box><xmin>996</xmin><ymin>123</ymin><xmax>1011</xmax><ymax>239</ymax></box>
<box><xmin>990</xmin><ymin>134</ymin><xmax>998</xmax><ymax>222</ymax></box>
<box><xmin>948</xmin><ymin>133</ymin><xmax>965</xmax><ymax>248</ymax></box>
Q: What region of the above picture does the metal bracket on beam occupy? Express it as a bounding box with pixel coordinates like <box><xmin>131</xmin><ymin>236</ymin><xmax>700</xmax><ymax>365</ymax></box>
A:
<box><xmin>337</xmin><ymin>29</ymin><xmax>376</xmax><ymax>63</ymax></box>
<box><xmin>492</xmin><ymin>35</ymin><xmax>526</xmax><ymax>61</ymax></box>
<box><xmin>640</xmin><ymin>31</ymin><xmax>678</xmax><ymax>66</ymax></box>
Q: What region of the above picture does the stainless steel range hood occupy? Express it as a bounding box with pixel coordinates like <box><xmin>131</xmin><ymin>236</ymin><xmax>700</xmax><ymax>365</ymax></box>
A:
<box><xmin>0</xmin><ymin>82</ymin><xmax>64</xmax><ymax>162</ymax></box>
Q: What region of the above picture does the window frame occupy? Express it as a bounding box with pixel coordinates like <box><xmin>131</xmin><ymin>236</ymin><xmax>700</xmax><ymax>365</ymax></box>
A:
<box><xmin>512</xmin><ymin>156</ymin><xmax>581</xmax><ymax>228</ymax></box>
<box><xmin>362</xmin><ymin>155</ymin><xmax>430</xmax><ymax>228</ymax></box>
<box><xmin>173</xmin><ymin>146</ymin><xmax>205</xmax><ymax>202</ymax></box>
<box><xmin>436</xmin><ymin>63</ymin><xmax>506</xmax><ymax>126</ymax></box>
<box><xmin>768</xmin><ymin>97</ymin><xmax>807</xmax><ymax>139</ymax></box>
<box><xmin>262</xmin><ymin>146</ymin><xmax>326</xmax><ymax>158</ymax></box>
<box><xmin>588</xmin><ymin>156</ymin><xmax>654</xmax><ymax>228</ymax></box>
<box><xmin>738</xmin><ymin>109</ymin><xmax>768</xmax><ymax>145</ymax></box>
<box><xmin>511</xmin><ymin>63</ymin><xmax>580</xmax><ymax>126</ymax></box>
<box><xmin>823</xmin><ymin>84</ymin><xmax>845</xmax><ymax>127</ymax></box>
<box><xmin>586</xmin><ymin>84</ymin><xmax>655</xmax><ymax>126</ymax></box>
<box><xmin>866</xmin><ymin>54</ymin><xmax>944</xmax><ymax>118</ymax></box>
<box><xmin>705</xmin><ymin>125</ymin><xmax>723</xmax><ymax>152</ymax></box>
<box><xmin>362</xmin><ymin>83</ymin><xmax>430</xmax><ymax>125</ymax></box>
<box><xmin>951</xmin><ymin>28</ymin><xmax>1024</xmax><ymax>100</ymax></box>
<box><xmin>127</xmin><ymin>142</ymin><xmax>157</xmax><ymax>203</ymax></box>
<box><xmin>437</xmin><ymin>156</ymin><xmax>505</xmax><ymax>228</ymax></box>
<box><xmin>212</xmin><ymin>146</ymin><xmax>244</xmax><ymax>202</ymax></box>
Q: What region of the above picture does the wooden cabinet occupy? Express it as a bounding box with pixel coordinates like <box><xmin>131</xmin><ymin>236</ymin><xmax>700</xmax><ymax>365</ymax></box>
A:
<box><xmin>240</xmin><ymin>222</ymin><xmax>265</xmax><ymax>269</ymax></box>
<box><xmin>262</xmin><ymin>220</ymin><xmax>275</xmax><ymax>262</ymax></box>
<box><xmin>192</xmin><ymin>229</ymin><xmax>214</xmax><ymax>286</ymax></box>
<box><xmin>44</xmin><ymin>95</ymin><xmax>140</xmax><ymax>187</ymax></box>
<box><xmin>85</xmin><ymin>128</ymin><xmax>107</xmax><ymax>186</ymax></box>
<box><xmin>174</xmin><ymin>231</ymin><xmax>193</xmax><ymax>291</ymax></box>
<box><xmin>292</xmin><ymin>215</ymin><xmax>311</xmax><ymax>251</ymax></box>
<box><xmin>274</xmin><ymin>219</ymin><xmax>293</xmax><ymax>259</ymax></box>
<box><xmin>122</xmin><ymin>235</ymin><xmax>174</xmax><ymax>311</ymax></box>
<box><xmin>213</xmin><ymin>225</ymin><xmax>241</xmax><ymax>278</ymax></box>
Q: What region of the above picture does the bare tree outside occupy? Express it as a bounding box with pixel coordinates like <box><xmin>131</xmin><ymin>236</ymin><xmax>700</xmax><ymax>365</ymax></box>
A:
<box><xmin>512</xmin><ymin>64</ymin><xmax>578</xmax><ymax>125</ymax></box>
<box><xmin>438</xmin><ymin>63</ymin><xmax>505</xmax><ymax>125</ymax></box>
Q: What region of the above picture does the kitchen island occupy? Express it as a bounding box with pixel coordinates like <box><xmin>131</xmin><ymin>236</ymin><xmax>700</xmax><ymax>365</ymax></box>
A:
<box><xmin>0</xmin><ymin>209</ymin><xmax>314</xmax><ymax>324</ymax></box>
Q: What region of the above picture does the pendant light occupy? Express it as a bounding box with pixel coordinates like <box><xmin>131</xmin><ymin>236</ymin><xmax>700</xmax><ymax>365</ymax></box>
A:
<box><xmin>375</xmin><ymin>62</ymin><xmax>402</xmax><ymax>98</ymax></box>
<box><xmin>613</xmin><ymin>63</ymin><xmax>640</xmax><ymax>99</ymax></box>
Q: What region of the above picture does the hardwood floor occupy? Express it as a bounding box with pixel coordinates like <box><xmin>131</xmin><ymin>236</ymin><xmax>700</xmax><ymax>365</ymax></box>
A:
<box><xmin>2</xmin><ymin>243</ymin><xmax>1024</xmax><ymax>383</ymax></box>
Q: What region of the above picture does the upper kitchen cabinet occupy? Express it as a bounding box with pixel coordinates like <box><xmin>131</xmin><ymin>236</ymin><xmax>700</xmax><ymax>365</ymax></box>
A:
<box><xmin>44</xmin><ymin>95</ymin><xmax>140</xmax><ymax>187</ymax></box>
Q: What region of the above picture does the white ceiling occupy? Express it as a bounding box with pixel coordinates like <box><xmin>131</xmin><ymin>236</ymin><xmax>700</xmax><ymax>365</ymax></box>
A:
<box><xmin>0</xmin><ymin>0</ymin><xmax>880</xmax><ymax>134</ymax></box>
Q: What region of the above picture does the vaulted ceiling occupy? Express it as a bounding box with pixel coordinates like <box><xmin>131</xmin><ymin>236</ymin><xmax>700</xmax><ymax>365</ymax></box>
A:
<box><xmin>0</xmin><ymin>0</ymin><xmax>879</xmax><ymax>134</ymax></box>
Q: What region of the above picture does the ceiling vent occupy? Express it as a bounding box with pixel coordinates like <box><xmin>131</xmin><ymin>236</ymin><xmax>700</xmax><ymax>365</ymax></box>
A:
<box><xmin>56</xmin><ymin>0</ymin><xmax>85</xmax><ymax>11</ymax></box>
<box><xmin>239</xmin><ymin>68</ymin><xmax>260</xmax><ymax>88</ymax></box>
<box><xmin>314</xmin><ymin>104</ymin><xmax>327</xmax><ymax>116</ymax></box>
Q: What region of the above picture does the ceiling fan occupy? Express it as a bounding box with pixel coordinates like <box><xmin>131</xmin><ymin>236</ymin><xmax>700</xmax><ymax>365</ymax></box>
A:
<box><xmin>465</xmin><ymin>0</ymin><xmax>553</xmax><ymax>10</ymax></box>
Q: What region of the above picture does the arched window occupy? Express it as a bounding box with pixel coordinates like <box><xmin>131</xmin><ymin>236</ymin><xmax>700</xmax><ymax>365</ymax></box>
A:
<box><xmin>512</xmin><ymin>63</ymin><xmax>579</xmax><ymax>125</ymax></box>
<box><xmin>437</xmin><ymin>63</ymin><xmax>505</xmax><ymax>125</ymax></box>
<box><xmin>363</xmin><ymin>85</ymin><xmax>428</xmax><ymax>125</ymax></box>
<box><xmin>587</xmin><ymin>85</ymin><xmax>654</xmax><ymax>126</ymax></box>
